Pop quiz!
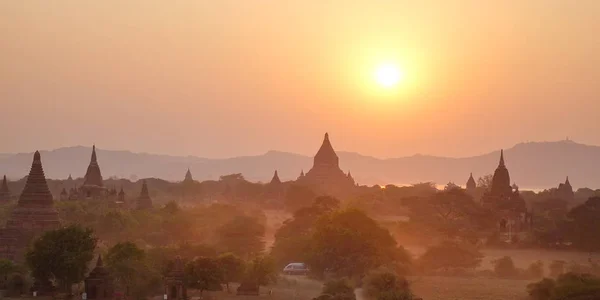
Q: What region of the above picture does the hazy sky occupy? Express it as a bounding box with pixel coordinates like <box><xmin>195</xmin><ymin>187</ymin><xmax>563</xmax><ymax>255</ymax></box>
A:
<box><xmin>1</xmin><ymin>1</ymin><xmax>599</xmax><ymax>158</ymax></box>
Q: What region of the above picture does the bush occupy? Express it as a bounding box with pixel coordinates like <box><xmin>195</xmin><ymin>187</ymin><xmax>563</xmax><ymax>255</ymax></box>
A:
<box><xmin>318</xmin><ymin>278</ymin><xmax>356</xmax><ymax>300</ymax></box>
<box><xmin>363</xmin><ymin>268</ymin><xmax>414</xmax><ymax>300</ymax></box>
<box><xmin>527</xmin><ymin>273</ymin><xmax>600</xmax><ymax>300</ymax></box>
<box><xmin>492</xmin><ymin>256</ymin><xmax>518</xmax><ymax>278</ymax></box>
<box><xmin>549</xmin><ymin>260</ymin><xmax>566</xmax><ymax>278</ymax></box>
<box><xmin>527</xmin><ymin>261</ymin><xmax>545</xmax><ymax>279</ymax></box>
<box><xmin>418</xmin><ymin>241</ymin><xmax>482</xmax><ymax>274</ymax></box>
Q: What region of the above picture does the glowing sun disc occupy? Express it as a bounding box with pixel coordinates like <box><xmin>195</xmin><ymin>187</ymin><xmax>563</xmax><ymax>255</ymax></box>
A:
<box><xmin>375</xmin><ymin>64</ymin><xmax>403</xmax><ymax>88</ymax></box>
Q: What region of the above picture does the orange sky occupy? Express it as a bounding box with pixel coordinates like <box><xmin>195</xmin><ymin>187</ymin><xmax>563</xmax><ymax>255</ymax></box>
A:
<box><xmin>1</xmin><ymin>1</ymin><xmax>599</xmax><ymax>158</ymax></box>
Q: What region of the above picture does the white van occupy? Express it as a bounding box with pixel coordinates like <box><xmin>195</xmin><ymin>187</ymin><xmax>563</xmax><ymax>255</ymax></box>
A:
<box><xmin>282</xmin><ymin>262</ymin><xmax>309</xmax><ymax>275</ymax></box>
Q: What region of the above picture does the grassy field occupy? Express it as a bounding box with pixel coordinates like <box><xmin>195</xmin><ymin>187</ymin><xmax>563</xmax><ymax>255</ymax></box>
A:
<box><xmin>409</xmin><ymin>276</ymin><xmax>530</xmax><ymax>300</ymax></box>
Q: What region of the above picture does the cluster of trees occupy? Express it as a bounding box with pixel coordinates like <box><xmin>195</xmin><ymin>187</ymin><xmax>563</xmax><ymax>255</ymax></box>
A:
<box><xmin>54</xmin><ymin>200</ymin><xmax>267</xmax><ymax>253</ymax></box>
<box><xmin>7</xmin><ymin>224</ymin><xmax>278</xmax><ymax>299</ymax></box>
<box><xmin>272</xmin><ymin>196</ymin><xmax>411</xmax><ymax>280</ymax></box>
<box><xmin>528</xmin><ymin>273</ymin><xmax>600</xmax><ymax>300</ymax></box>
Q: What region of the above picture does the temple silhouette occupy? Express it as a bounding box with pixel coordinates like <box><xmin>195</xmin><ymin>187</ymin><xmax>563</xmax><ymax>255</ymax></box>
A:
<box><xmin>0</xmin><ymin>151</ymin><xmax>60</xmax><ymax>261</ymax></box>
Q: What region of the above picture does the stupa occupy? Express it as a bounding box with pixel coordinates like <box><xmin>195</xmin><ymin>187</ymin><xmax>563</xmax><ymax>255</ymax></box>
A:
<box><xmin>296</xmin><ymin>133</ymin><xmax>356</xmax><ymax>198</ymax></box>
<box><xmin>85</xmin><ymin>255</ymin><xmax>114</xmax><ymax>300</ymax></box>
<box><xmin>0</xmin><ymin>175</ymin><xmax>10</xmax><ymax>202</ymax></box>
<box><xmin>80</xmin><ymin>145</ymin><xmax>107</xmax><ymax>199</ymax></box>
<box><xmin>136</xmin><ymin>180</ymin><xmax>153</xmax><ymax>209</ymax></box>
<box><xmin>0</xmin><ymin>151</ymin><xmax>60</xmax><ymax>261</ymax></box>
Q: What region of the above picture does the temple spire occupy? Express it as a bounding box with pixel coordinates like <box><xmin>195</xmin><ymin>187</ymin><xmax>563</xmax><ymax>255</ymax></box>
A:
<box><xmin>91</xmin><ymin>145</ymin><xmax>97</xmax><ymax>163</ymax></box>
<box><xmin>314</xmin><ymin>132</ymin><xmax>339</xmax><ymax>168</ymax></box>
<box><xmin>270</xmin><ymin>170</ymin><xmax>281</xmax><ymax>185</ymax></box>
<box><xmin>18</xmin><ymin>151</ymin><xmax>54</xmax><ymax>206</ymax></box>
<box><xmin>0</xmin><ymin>175</ymin><xmax>10</xmax><ymax>202</ymax></box>
<box><xmin>184</xmin><ymin>168</ymin><xmax>193</xmax><ymax>182</ymax></box>
<box><xmin>137</xmin><ymin>180</ymin><xmax>152</xmax><ymax>209</ymax></box>
<box><xmin>499</xmin><ymin>149</ymin><xmax>505</xmax><ymax>167</ymax></box>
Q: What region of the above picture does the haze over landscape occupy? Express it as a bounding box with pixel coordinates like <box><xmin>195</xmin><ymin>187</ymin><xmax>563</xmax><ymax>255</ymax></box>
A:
<box><xmin>1</xmin><ymin>1</ymin><xmax>599</xmax><ymax>159</ymax></box>
<box><xmin>3</xmin><ymin>2</ymin><xmax>600</xmax><ymax>300</ymax></box>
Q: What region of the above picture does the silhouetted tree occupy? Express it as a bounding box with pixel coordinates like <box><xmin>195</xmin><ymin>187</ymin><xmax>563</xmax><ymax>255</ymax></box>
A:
<box><xmin>26</xmin><ymin>225</ymin><xmax>97</xmax><ymax>293</ymax></box>
<box><xmin>216</xmin><ymin>215</ymin><xmax>265</xmax><ymax>260</ymax></box>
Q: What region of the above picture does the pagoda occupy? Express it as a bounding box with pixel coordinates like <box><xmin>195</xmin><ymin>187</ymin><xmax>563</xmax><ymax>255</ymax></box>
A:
<box><xmin>264</xmin><ymin>170</ymin><xmax>284</xmax><ymax>202</ymax></box>
<box><xmin>164</xmin><ymin>256</ymin><xmax>187</xmax><ymax>300</ymax></box>
<box><xmin>117</xmin><ymin>187</ymin><xmax>126</xmax><ymax>203</ymax></box>
<box><xmin>490</xmin><ymin>150</ymin><xmax>512</xmax><ymax>198</ymax></box>
<box><xmin>0</xmin><ymin>151</ymin><xmax>60</xmax><ymax>261</ymax></box>
<box><xmin>296</xmin><ymin>133</ymin><xmax>355</xmax><ymax>198</ymax></box>
<box><xmin>136</xmin><ymin>180</ymin><xmax>153</xmax><ymax>209</ymax></box>
<box><xmin>85</xmin><ymin>255</ymin><xmax>114</xmax><ymax>300</ymax></box>
<box><xmin>556</xmin><ymin>176</ymin><xmax>575</xmax><ymax>201</ymax></box>
<box><xmin>80</xmin><ymin>145</ymin><xmax>107</xmax><ymax>199</ymax></box>
<box><xmin>0</xmin><ymin>175</ymin><xmax>10</xmax><ymax>202</ymax></box>
<box><xmin>183</xmin><ymin>168</ymin><xmax>194</xmax><ymax>183</ymax></box>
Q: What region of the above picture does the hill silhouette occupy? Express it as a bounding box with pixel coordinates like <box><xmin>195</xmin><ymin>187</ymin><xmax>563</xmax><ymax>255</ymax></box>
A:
<box><xmin>0</xmin><ymin>140</ymin><xmax>598</xmax><ymax>189</ymax></box>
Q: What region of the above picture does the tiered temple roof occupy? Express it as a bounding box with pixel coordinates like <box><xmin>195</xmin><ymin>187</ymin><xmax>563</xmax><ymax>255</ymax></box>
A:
<box><xmin>490</xmin><ymin>150</ymin><xmax>512</xmax><ymax>198</ymax></box>
<box><xmin>0</xmin><ymin>175</ymin><xmax>10</xmax><ymax>202</ymax></box>
<box><xmin>0</xmin><ymin>151</ymin><xmax>60</xmax><ymax>261</ymax></box>
<box><xmin>184</xmin><ymin>168</ymin><xmax>194</xmax><ymax>183</ymax></box>
<box><xmin>85</xmin><ymin>255</ymin><xmax>114</xmax><ymax>300</ymax></box>
<box><xmin>269</xmin><ymin>170</ymin><xmax>282</xmax><ymax>185</ymax></box>
<box><xmin>298</xmin><ymin>133</ymin><xmax>356</xmax><ymax>198</ymax></box>
<box><xmin>83</xmin><ymin>145</ymin><xmax>104</xmax><ymax>187</ymax></box>
<box><xmin>466</xmin><ymin>173</ymin><xmax>477</xmax><ymax>191</ymax></box>
<box><xmin>136</xmin><ymin>180</ymin><xmax>153</xmax><ymax>209</ymax></box>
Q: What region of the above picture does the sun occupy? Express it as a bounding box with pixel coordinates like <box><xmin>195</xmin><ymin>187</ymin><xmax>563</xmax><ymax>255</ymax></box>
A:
<box><xmin>374</xmin><ymin>63</ymin><xmax>404</xmax><ymax>88</ymax></box>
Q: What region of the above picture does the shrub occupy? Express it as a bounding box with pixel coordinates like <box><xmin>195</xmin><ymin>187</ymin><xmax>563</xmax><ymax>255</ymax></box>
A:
<box><xmin>319</xmin><ymin>278</ymin><xmax>356</xmax><ymax>300</ymax></box>
<box><xmin>363</xmin><ymin>268</ymin><xmax>414</xmax><ymax>300</ymax></box>
<box><xmin>527</xmin><ymin>273</ymin><xmax>600</xmax><ymax>300</ymax></box>
<box><xmin>418</xmin><ymin>241</ymin><xmax>483</xmax><ymax>274</ymax></box>
<box><xmin>527</xmin><ymin>261</ymin><xmax>545</xmax><ymax>279</ymax></box>
<box><xmin>549</xmin><ymin>260</ymin><xmax>566</xmax><ymax>278</ymax></box>
<box><xmin>492</xmin><ymin>256</ymin><xmax>518</xmax><ymax>278</ymax></box>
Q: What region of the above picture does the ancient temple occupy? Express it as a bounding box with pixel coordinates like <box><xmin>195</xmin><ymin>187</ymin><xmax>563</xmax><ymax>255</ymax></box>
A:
<box><xmin>556</xmin><ymin>176</ymin><xmax>575</xmax><ymax>201</ymax></box>
<box><xmin>466</xmin><ymin>173</ymin><xmax>477</xmax><ymax>192</ymax></box>
<box><xmin>136</xmin><ymin>180</ymin><xmax>152</xmax><ymax>209</ymax></box>
<box><xmin>80</xmin><ymin>145</ymin><xmax>107</xmax><ymax>199</ymax></box>
<box><xmin>0</xmin><ymin>151</ymin><xmax>60</xmax><ymax>261</ymax></box>
<box><xmin>0</xmin><ymin>175</ymin><xmax>11</xmax><ymax>202</ymax></box>
<box><xmin>490</xmin><ymin>150</ymin><xmax>513</xmax><ymax>198</ymax></box>
<box><xmin>296</xmin><ymin>133</ymin><xmax>356</xmax><ymax>198</ymax></box>
<box><xmin>264</xmin><ymin>170</ymin><xmax>284</xmax><ymax>203</ymax></box>
<box><xmin>297</xmin><ymin>170</ymin><xmax>305</xmax><ymax>180</ymax></box>
<box><xmin>117</xmin><ymin>187</ymin><xmax>125</xmax><ymax>203</ymax></box>
<box><xmin>164</xmin><ymin>257</ymin><xmax>187</xmax><ymax>300</ymax></box>
<box><xmin>183</xmin><ymin>168</ymin><xmax>194</xmax><ymax>183</ymax></box>
<box><xmin>85</xmin><ymin>255</ymin><xmax>114</xmax><ymax>300</ymax></box>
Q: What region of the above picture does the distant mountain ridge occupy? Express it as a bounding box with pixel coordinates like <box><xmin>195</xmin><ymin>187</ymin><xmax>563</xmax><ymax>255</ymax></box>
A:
<box><xmin>0</xmin><ymin>140</ymin><xmax>599</xmax><ymax>189</ymax></box>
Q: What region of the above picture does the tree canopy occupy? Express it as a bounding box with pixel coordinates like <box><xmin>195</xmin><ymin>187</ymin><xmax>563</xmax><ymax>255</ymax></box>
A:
<box><xmin>26</xmin><ymin>225</ymin><xmax>97</xmax><ymax>292</ymax></box>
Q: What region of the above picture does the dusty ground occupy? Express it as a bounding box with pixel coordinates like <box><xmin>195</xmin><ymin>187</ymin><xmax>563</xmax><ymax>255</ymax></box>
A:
<box><xmin>409</xmin><ymin>276</ymin><xmax>530</xmax><ymax>300</ymax></box>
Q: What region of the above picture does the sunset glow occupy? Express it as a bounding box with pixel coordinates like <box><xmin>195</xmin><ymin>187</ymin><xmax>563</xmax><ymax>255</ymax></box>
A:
<box><xmin>374</xmin><ymin>63</ymin><xmax>403</xmax><ymax>88</ymax></box>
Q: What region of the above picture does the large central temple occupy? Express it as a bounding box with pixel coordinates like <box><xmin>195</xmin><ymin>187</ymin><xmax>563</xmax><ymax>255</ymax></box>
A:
<box><xmin>297</xmin><ymin>133</ymin><xmax>356</xmax><ymax>198</ymax></box>
<box><xmin>80</xmin><ymin>145</ymin><xmax>107</xmax><ymax>199</ymax></box>
<box><xmin>0</xmin><ymin>151</ymin><xmax>60</xmax><ymax>261</ymax></box>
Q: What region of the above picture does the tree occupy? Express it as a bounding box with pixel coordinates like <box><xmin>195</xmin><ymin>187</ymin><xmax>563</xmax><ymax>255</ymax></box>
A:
<box><xmin>363</xmin><ymin>268</ymin><xmax>413</xmax><ymax>300</ymax></box>
<box><xmin>477</xmin><ymin>175</ymin><xmax>493</xmax><ymax>191</ymax></box>
<box><xmin>0</xmin><ymin>259</ymin><xmax>17</xmax><ymax>289</ymax></box>
<box><xmin>216</xmin><ymin>215</ymin><xmax>265</xmax><ymax>260</ymax></box>
<box><xmin>307</xmin><ymin>209</ymin><xmax>408</xmax><ymax>279</ymax></box>
<box><xmin>284</xmin><ymin>184</ymin><xmax>317</xmax><ymax>213</ymax></box>
<box><xmin>217</xmin><ymin>253</ymin><xmax>245</xmax><ymax>292</ymax></box>
<box><xmin>184</xmin><ymin>257</ymin><xmax>223</xmax><ymax>295</ymax></box>
<box><xmin>418</xmin><ymin>241</ymin><xmax>483</xmax><ymax>273</ymax></box>
<box><xmin>409</xmin><ymin>189</ymin><xmax>484</xmax><ymax>240</ymax></box>
<box><xmin>492</xmin><ymin>256</ymin><xmax>518</xmax><ymax>279</ymax></box>
<box><xmin>244</xmin><ymin>255</ymin><xmax>277</xmax><ymax>287</ymax></box>
<box><xmin>527</xmin><ymin>273</ymin><xmax>600</xmax><ymax>300</ymax></box>
<box><xmin>563</xmin><ymin>197</ymin><xmax>600</xmax><ymax>252</ymax></box>
<box><xmin>105</xmin><ymin>242</ymin><xmax>157</xmax><ymax>299</ymax></box>
<box><xmin>271</xmin><ymin>196</ymin><xmax>340</xmax><ymax>267</ymax></box>
<box><xmin>319</xmin><ymin>278</ymin><xmax>356</xmax><ymax>300</ymax></box>
<box><xmin>26</xmin><ymin>225</ymin><xmax>97</xmax><ymax>293</ymax></box>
